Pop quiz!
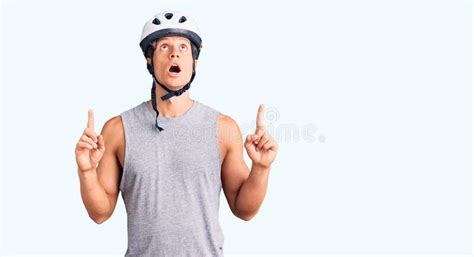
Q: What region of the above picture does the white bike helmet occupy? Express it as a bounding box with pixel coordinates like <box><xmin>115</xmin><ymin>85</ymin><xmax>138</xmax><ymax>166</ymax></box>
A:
<box><xmin>139</xmin><ymin>11</ymin><xmax>203</xmax><ymax>132</ymax></box>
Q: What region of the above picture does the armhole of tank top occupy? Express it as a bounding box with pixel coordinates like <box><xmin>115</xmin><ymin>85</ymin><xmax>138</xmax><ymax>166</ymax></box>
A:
<box><xmin>119</xmin><ymin>113</ymin><xmax>129</xmax><ymax>192</ymax></box>
<box><xmin>215</xmin><ymin>110</ymin><xmax>223</xmax><ymax>188</ymax></box>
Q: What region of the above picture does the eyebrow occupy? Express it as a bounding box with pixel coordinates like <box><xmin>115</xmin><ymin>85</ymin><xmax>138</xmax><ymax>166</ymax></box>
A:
<box><xmin>157</xmin><ymin>38</ymin><xmax>190</xmax><ymax>45</ymax></box>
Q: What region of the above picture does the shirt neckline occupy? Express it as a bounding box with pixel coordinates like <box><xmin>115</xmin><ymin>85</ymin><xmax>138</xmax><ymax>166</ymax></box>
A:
<box><xmin>143</xmin><ymin>99</ymin><xmax>198</xmax><ymax>123</ymax></box>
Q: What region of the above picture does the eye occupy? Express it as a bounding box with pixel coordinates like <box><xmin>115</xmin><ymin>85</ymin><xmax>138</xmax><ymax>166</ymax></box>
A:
<box><xmin>160</xmin><ymin>44</ymin><xmax>169</xmax><ymax>51</ymax></box>
<box><xmin>180</xmin><ymin>44</ymin><xmax>188</xmax><ymax>51</ymax></box>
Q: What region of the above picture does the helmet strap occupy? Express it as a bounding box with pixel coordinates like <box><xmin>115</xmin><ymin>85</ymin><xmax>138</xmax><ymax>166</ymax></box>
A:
<box><xmin>148</xmin><ymin>49</ymin><xmax>197</xmax><ymax>131</ymax></box>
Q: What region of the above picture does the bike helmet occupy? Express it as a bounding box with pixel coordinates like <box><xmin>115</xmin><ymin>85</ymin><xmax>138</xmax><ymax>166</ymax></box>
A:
<box><xmin>139</xmin><ymin>11</ymin><xmax>203</xmax><ymax>131</ymax></box>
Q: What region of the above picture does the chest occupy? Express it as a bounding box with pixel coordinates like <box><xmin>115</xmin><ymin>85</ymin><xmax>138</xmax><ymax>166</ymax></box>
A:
<box><xmin>116</xmin><ymin>129</ymin><xmax>226</xmax><ymax>171</ymax></box>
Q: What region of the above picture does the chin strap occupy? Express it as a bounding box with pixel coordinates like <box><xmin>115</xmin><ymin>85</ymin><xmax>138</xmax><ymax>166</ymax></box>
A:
<box><xmin>150</xmin><ymin>83</ymin><xmax>164</xmax><ymax>131</ymax></box>
<box><xmin>148</xmin><ymin>55</ymin><xmax>197</xmax><ymax>131</ymax></box>
<box><xmin>152</xmin><ymin>73</ymin><xmax>194</xmax><ymax>101</ymax></box>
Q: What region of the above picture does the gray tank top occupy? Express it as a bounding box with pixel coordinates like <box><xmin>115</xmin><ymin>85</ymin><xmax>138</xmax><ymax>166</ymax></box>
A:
<box><xmin>119</xmin><ymin>99</ymin><xmax>225</xmax><ymax>257</ymax></box>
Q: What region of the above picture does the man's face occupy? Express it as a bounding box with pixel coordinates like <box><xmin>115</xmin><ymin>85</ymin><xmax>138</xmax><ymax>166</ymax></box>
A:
<box><xmin>147</xmin><ymin>36</ymin><xmax>196</xmax><ymax>89</ymax></box>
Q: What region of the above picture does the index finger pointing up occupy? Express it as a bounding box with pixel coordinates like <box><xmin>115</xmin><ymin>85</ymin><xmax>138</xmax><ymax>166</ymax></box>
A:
<box><xmin>256</xmin><ymin>104</ymin><xmax>265</xmax><ymax>129</ymax></box>
<box><xmin>87</xmin><ymin>109</ymin><xmax>95</xmax><ymax>131</ymax></box>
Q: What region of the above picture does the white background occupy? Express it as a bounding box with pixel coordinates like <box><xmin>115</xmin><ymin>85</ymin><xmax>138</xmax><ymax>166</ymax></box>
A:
<box><xmin>1</xmin><ymin>0</ymin><xmax>472</xmax><ymax>256</ymax></box>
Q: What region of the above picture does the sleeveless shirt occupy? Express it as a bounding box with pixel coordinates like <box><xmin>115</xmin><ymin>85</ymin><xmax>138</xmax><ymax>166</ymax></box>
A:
<box><xmin>119</xmin><ymin>99</ymin><xmax>225</xmax><ymax>257</ymax></box>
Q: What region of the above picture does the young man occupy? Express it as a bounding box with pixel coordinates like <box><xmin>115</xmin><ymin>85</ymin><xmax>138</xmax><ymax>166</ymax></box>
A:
<box><xmin>75</xmin><ymin>11</ymin><xmax>278</xmax><ymax>256</ymax></box>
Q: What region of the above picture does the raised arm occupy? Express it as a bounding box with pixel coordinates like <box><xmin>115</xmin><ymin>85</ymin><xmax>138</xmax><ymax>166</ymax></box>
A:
<box><xmin>219</xmin><ymin>104</ymin><xmax>278</xmax><ymax>221</ymax></box>
<box><xmin>75</xmin><ymin>110</ymin><xmax>124</xmax><ymax>224</ymax></box>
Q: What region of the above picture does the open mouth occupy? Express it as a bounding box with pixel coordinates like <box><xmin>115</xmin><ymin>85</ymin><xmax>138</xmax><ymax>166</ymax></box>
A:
<box><xmin>169</xmin><ymin>63</ymin><xmax>181</xmax><ymax>73</ymax></box>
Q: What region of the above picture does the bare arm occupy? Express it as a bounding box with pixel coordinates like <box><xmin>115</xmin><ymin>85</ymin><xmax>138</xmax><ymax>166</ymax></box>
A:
<box><xmin>219</xmin><ymin>106</ymin><xmax>278</xmax><ymax>221</ymax></box>
<box><xmin>77</xmin><ymin>168</ymin><xmax>111</xmax><ymax>224</ymax></box>
<box><xmin>75</xmin><ymin>111</ymin><xmax>124</xmax><ymax>224</ymax></box>
<box><xmin>219</xmin><ymin>114</ymin><xmax>251</xmax><ymax>221</ymax></box>
<box><xmin>234</xmin><ymin>163</ymin><xmax>271</xmax><ymax>221</ymax></box>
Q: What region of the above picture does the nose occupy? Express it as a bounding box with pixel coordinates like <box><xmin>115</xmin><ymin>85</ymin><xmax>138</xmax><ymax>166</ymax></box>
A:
<box><xmin>169</xmin><ymin>47</ymin><xmax>180</xmax><ymax>59</ymax></box>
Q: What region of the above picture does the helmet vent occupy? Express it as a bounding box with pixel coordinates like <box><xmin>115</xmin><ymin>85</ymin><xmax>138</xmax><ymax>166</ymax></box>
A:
<box><xmin>152</xmin><ymin>18</ymin><xmax>161</xmax><ymax>25</ymax></box>
<box><xmin>179</xmin><ymin>16</ymin><xmax>187</xmax><ymax>23</ymax></box>
<box><xmin>165</xmin><ymin>13</ymin><xmax>173</xmax><ymax>19</ymax></box>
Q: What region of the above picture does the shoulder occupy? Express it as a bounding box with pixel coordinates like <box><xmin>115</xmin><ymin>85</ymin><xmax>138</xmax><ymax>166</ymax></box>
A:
<box><xmin>103</xmin><ymin>115</ymin><xmax>123</xmax><ymax>132</ymax></box>
<box><xmin>195</xmin><ymin>100</ymin><xmax>220</xmax><ymax>117</ymax></box>
<box><xmin>218</xmin><ymin>113</ymin><xmax>243</xmax><ymax>150</ymax></box>
<box><xmin>193</xmin><ymin>100</ymin><xmax>240</xmax><ymax>139</ymax></box>
<box><xmin>219</xmin><ymin>113</ymin><xmax>239</xmax><ymax>130</ymax></box>
<box><xmin>100</xmin><ymin>115</ymin><xmax>124</xmax><ymax>147</ymax></box>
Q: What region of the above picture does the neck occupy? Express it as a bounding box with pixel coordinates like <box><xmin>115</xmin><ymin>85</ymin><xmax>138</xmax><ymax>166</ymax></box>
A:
<box><xmin>148</xmin><ymin>83</ymin><xmax>194</xmax><ymax>118</ymax></box>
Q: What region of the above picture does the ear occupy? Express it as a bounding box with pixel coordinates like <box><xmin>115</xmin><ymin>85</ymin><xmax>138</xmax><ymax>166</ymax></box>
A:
<box><xmin>194</xmin><ymin>59</ymin><xmax>198</xmax><ymax>69</ymax></box>
<box><xmin>146</xmin><ymin>57</ymin><xmax>151</xmax><ymax>65</ymax></box>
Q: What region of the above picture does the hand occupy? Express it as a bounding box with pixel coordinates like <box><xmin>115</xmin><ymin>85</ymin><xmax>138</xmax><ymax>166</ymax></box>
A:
<box><xmin>244</xmin><ymin>104</ymin><xmax>279</xmax><ymax>169</ymax></box>
<box><xmin>75</xmin><ymin>109</ymin><xmax>105</xmax><ymax>173</ymax></box>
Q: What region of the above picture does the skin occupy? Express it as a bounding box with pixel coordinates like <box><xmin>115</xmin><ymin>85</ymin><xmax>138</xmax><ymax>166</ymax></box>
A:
<box><xmin>75</xmin><ymin>36</ymin><xmax>279</xmax><ymax>224</ymax></box>
<box><xmin>147</xmin><ymin>36</ymin><xmax>196</xmax><ymax>91</ymax></box>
